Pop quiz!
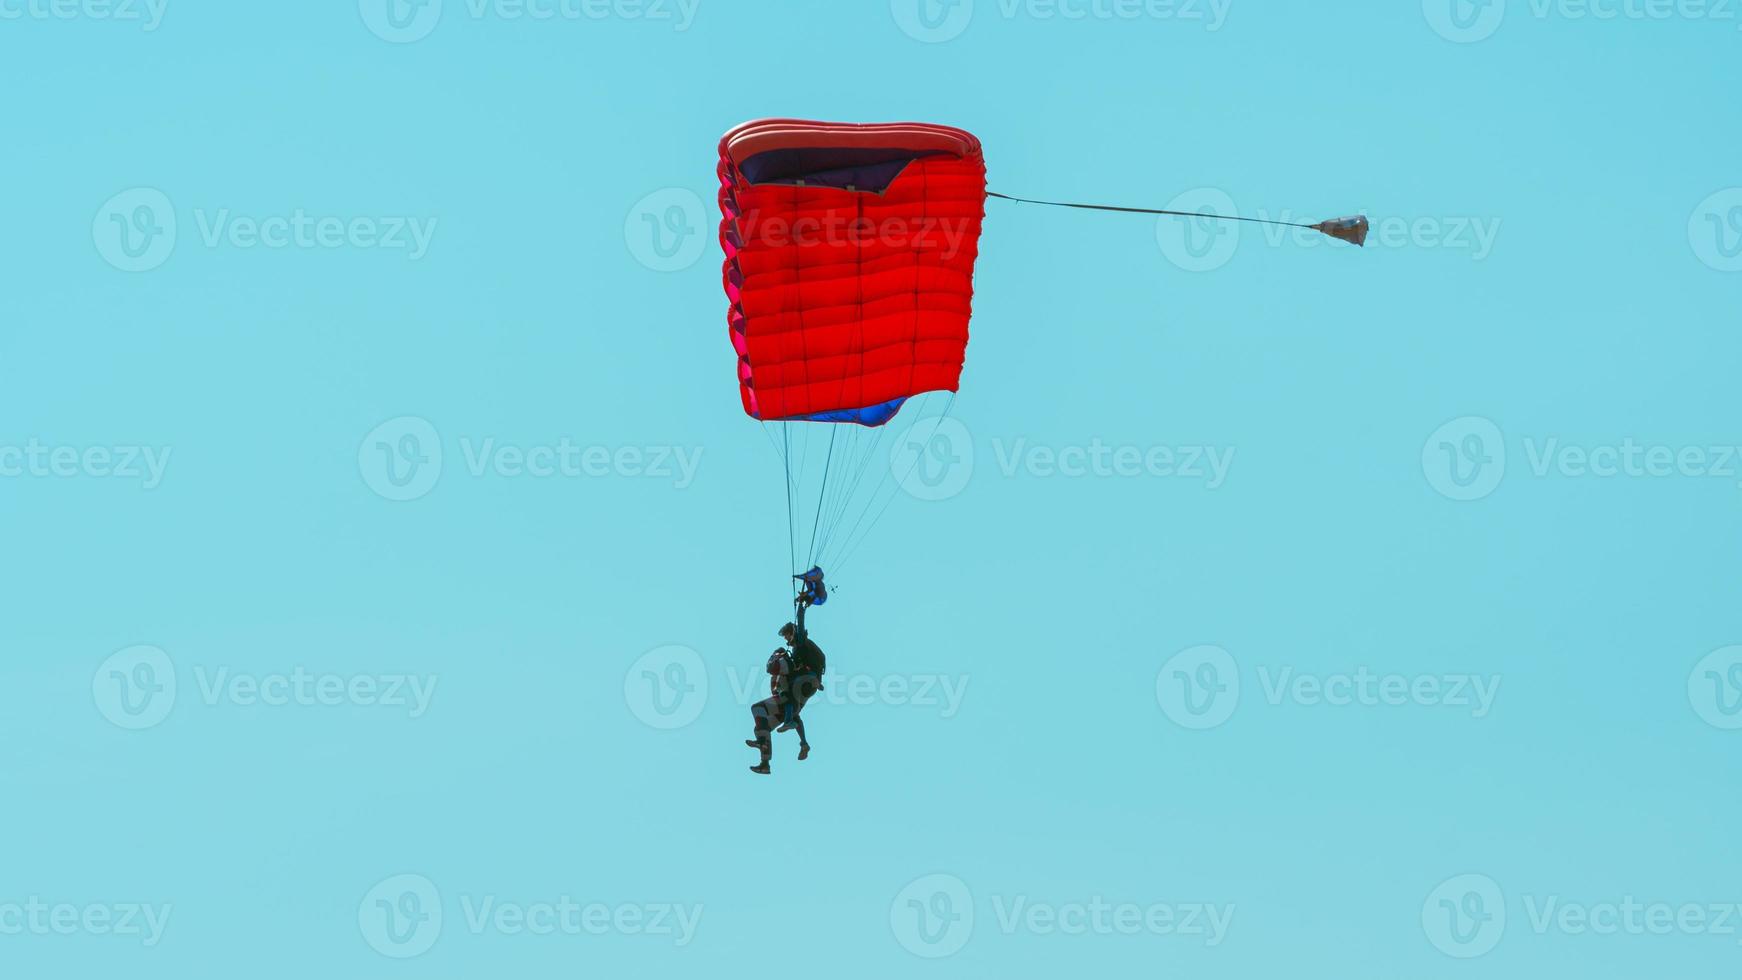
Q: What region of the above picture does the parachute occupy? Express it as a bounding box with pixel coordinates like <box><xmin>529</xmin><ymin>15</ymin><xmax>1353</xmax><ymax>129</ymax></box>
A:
<box><xmin>716</xmin><ymin>118</ymin><xmax>1365</xmax><ymax>605</ymax></box>
<box><xmin>717</xmin><ymin>119</ymin><xmax>987</xmax><ymax>592</ymax></box>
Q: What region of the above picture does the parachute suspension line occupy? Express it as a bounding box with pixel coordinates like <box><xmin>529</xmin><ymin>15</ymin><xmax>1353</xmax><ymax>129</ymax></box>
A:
<box><xmin>781</xmin><ymin>421</ymin><xmax>797</xmax><ymax>581</ymax></box>
<box><xmin>985</xmin><ymin>192</ymin><xmax>1371</xmax><ymax>245</ymax></box>
<box><xmin>812</xmin><ymin>426</ymin><xmax>851</xmax><ymax>562</ymax></box>
<box><xmin>829</xmin><ymin>428</ymin><xmax>884</xmax><ymax>563</ymax></box>
<box><xmin>762</xmin><ymin>420</ymin><xmax>795</xmax><ymax>587</ymax></box>
<box><xmin>815</xmin><ymin>422</ymin><xmax>882</xmax><ymax>562</ymax></box>
<box><xmin>831</xmin><ymin>391</ymin><xmax>956</xmax><ymax>574</ymax></box>
<box><xmin>758</xmin><ymin>419</ymin><xmax>783</xmax><ymax>461</ymax></box>
<box><xmin>817</xmin><ymin>409</ymin><xmax>911</xmax><ymax>575</ymax></box>
<box><xmin>831</xmin><ymin>390</ymin><xmax>958</xmax><ymax>575</ymax></box>
<box><xmin>823</xmin><ymin>392</ymin><xmax>943</xmax><ymax>573</ymax></box>
<box><xmin>805</xmin><ymin>425</ymin><xmax>840</xmax><ymax>570</ymax></box>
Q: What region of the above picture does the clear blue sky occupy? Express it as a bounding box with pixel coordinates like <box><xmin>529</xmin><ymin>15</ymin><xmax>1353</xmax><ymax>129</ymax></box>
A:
<box><xmin>4</xmin><ymin>3</ymin><xmax>1740</xmax><ymax>977</ymax></box>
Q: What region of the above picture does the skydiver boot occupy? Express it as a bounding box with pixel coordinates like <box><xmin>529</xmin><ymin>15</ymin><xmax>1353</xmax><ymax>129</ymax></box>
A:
<box><xmin>797</xmin><ymin>742</ymin><xmax>810</xmax><ymax>761</ymax></box>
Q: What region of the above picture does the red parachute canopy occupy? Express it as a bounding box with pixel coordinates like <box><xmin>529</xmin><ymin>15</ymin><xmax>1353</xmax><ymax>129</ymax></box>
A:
<box><xmin>718</xmin><ymin>119</ymin><xmax>986</xmax><ymax>427</ymax></box>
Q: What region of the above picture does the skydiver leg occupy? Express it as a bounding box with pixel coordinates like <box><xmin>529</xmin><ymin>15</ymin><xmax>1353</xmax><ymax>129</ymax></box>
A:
<box><xmin>786</xmin><ymin>673</ymin><xmax>817</xmax><ymax>755</ymax></box>
<box><xmin>749</xmin><ymin>698</ymin><xmax>776</xmax><ymax>774</ymax></box>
